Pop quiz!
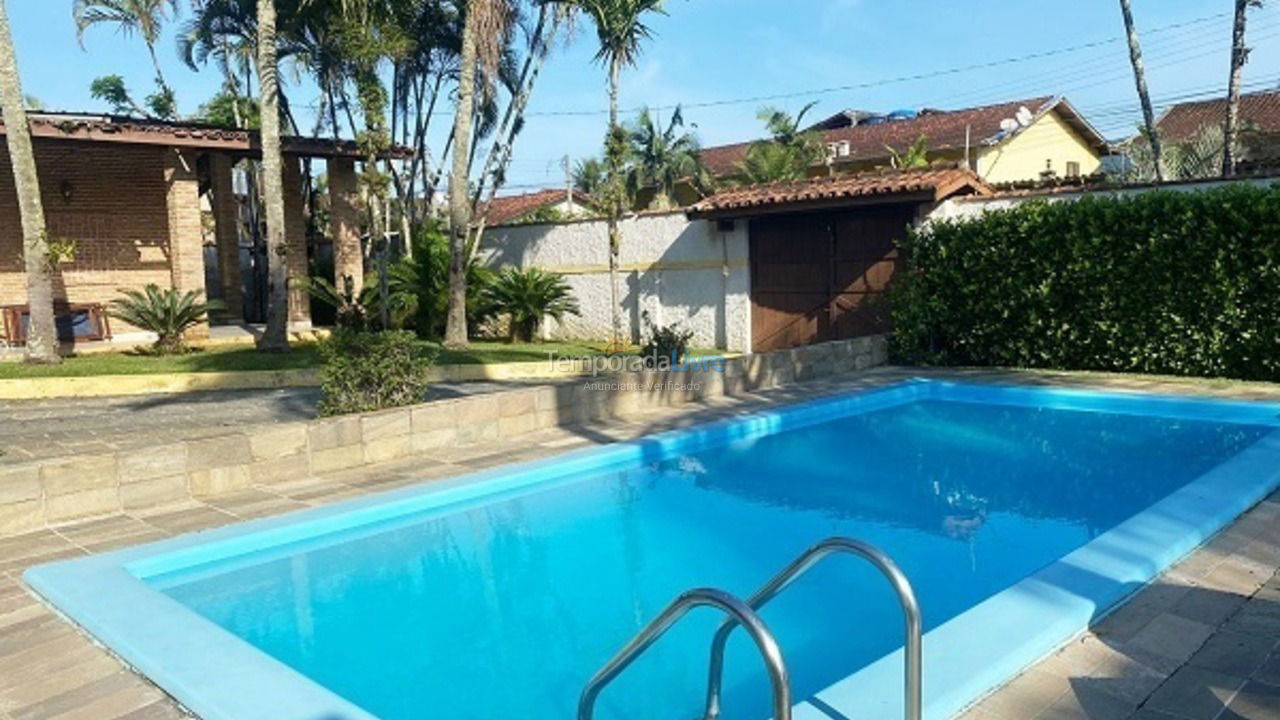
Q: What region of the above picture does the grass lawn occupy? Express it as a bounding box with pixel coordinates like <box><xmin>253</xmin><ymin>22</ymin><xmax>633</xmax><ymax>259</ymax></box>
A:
<box><xmin>0</xmin><ymin>340</ymin><xmax>720</xmax><ymax>379</ymax></box>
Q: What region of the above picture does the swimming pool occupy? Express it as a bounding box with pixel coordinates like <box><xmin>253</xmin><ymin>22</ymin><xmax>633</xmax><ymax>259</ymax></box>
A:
<box><xmin>25</xmin><ymin>379</ymin><xmax>1280</xmax><ymax>720</ymax></box>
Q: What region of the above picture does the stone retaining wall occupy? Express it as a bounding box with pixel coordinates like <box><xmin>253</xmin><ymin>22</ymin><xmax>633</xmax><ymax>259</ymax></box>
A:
<box><xmin>0</xmin><ymin>335</ymin><xmax>889</xmax><ymax>534</ymax></box>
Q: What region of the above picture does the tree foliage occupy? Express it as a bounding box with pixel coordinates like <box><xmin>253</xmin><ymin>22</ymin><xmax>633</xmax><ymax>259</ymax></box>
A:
<box><xmin>736</xmin><ymin>102</ymin><xmax>824</xmax><ymax>184</ymax></box>
<box><xmin>626</xmin><ymin>105</ymin><xmax>711</xmax><ymax>209</ymax></box>
<box><xmin>484</xmin><ymin>266</ymin><xmax>580</xmax><ymax>342</ymax></box>
<box><xmin>891</xmin><ymin>185</ymin><xmax>1280</xmax><ymax>381</ymax></box>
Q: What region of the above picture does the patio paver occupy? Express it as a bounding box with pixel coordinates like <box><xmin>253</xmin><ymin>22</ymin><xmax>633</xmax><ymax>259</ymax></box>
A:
<box><xmin>2</xmin><ymin>367</ymin><xmax>1280</xmax><ymax>719</ymax></box>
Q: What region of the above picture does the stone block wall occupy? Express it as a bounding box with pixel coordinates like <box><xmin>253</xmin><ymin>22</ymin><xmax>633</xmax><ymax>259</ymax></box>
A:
<box><xmin>0</xmin><ymin>335</ymin><xmax>888</xmax><ymax>534</ymax></box>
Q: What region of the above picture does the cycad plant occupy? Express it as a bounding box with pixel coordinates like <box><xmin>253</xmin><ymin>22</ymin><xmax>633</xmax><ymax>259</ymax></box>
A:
<box><xmin>485</xmin><ymin>267</ymin><xmax>580</xmax><ymax>342</ymax></box>
<box><xmin>108</xmin><ymin>284</ymin><xmax>222</xmax><ymax>354</ymax></box>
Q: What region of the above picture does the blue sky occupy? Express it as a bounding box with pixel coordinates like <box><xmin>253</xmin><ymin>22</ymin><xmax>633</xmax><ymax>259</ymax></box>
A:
<box><xmin>7</xmin><ymin>0</ymin><xmax>1280</xmax><ymax>193</ymax></box>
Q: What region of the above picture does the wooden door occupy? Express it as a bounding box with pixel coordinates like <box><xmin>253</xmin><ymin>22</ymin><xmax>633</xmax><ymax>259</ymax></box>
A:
<box><xmin>749</xmin><ymin>205</ymin><xmax>915</xmax><ymax>352</ymax></box>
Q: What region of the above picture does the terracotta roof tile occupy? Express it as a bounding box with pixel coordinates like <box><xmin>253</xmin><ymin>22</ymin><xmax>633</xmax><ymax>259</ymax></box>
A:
<box><xmin>483</xmin><ymin>188</ymin><xmax>592</xmax><ymax>226</ymax></box>
<box><xmin>1156</xmin><ymin>90</ymin><xmax>1280</xmax><ymax>143</ymax></box>
<box><xmin>699</xmin><ymin>97</ymin><xmax>1059</xmax><ymax>177</ymax></box>
<box><xmin>687</xmin><ymin>166</ymin><xmax>991</xmax><ymax>217</ymax></box>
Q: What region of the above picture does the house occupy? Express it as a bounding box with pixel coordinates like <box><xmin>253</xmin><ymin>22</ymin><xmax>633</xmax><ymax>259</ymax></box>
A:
<box><xmin>480</xmin><ymin>166</ymin><xmax>992</xmax><ymax>353</ymax></box>
<box><xmin>699</xmin><ymin>96</ymin><xmax>1110</xmax><ymax>185</ymax></box>
<box><xmin>0</xmin><ymin>112</ymin><xmax>381</xmax><ymax>346</ymax></box>
<box><xmin>482</xmin><ymin>188</ymin><xmax>594</xmax><ymax>227</ymax></box>
<box><xmin>1156</xmin><ymin>89</ymin><xmax>1280</xmax><ymax>161</ymax></box>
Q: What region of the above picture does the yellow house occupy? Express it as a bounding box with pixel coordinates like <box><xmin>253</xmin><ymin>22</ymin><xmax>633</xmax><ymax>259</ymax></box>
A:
<box><xmin>700</xmin><ymin>96</ymin><xmax>1109</xmax><ymax>186</ymax></box>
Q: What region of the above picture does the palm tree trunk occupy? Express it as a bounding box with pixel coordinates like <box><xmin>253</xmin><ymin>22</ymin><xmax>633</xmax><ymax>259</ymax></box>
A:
<box><xmin>1223</xmin><ymin>0</ymin><xmax>1254</xmax><ymax>177</ymax></box>
<box><xmin>0</xmin><ymin>0</ymin><xmax>58</xmax><ymax>364</ymax></box>
<box><xmin>1119</xmin><ymin>0</ymin><xmax>1163</xmax><ymax>182</ymax></box>
<box><xmin>255</xmin><ymin>0</ymin><xmax>290</xmax><ymax>352</ymax></box>
<box><xmin>606</xmin><ymin>57</ymin><xmax>624</xmax><ymax>344</ymax></box>
<box><xmin>147</xmin><ymin>43</ymin><xmax>169</xmax><ymax>93</ymax></box>
<box><xmin>467</xmin><ymin>4</ymin><xmax>555</xmax><ymax>262</ymax></box>
<box><xmin>444</xmin><ymin>0</ymin><xmax>481</xmax><ymax>349</ymax></box>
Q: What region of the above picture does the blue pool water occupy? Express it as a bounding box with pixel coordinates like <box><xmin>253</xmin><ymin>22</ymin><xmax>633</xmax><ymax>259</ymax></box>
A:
<box><xmin>144</xmin><ymin>391</ymin><xmax>1275</xmax><ymax>720</ymax></box>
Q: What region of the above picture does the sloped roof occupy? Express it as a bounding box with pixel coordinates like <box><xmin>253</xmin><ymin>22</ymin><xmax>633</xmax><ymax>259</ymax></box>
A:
<box><xmin>483</xmin><ymin>188</ymin><xmax>592</xmax><ymax>226</ymax></box>
<box><xmin>687</xmin><ymin>166</ymin><xmax>991</xmax><ymax>219</ymax></box>
<box><xmin>0</xmin><ymin>111</ymin><xmax>403</xmax><ymax>159</ymax></box>
<box><xmin>1156</xmin><ymin>90</ymin><xmax>1280</xmax><ymax>143</ymax></box>
<box><xmin>699</xmin><ymin>96</ymin><xmax>1108</xmax><ymax>177</ymax></box>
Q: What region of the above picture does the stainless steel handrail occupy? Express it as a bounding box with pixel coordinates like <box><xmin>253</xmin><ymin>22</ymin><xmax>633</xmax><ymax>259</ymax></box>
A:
<box><xmin>577</xmin><ymin>588</ymin><xmax>792</xmax><ymax>720</ymax></box>
<box><xmin>702</xmin><ymin>537</ymin><xmax>923</xmax><ymax>720</ymax></box>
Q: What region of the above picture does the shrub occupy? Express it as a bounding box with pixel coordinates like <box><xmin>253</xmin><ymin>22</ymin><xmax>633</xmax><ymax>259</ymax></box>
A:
<box><xmin>303</xmin><ymin>275</ymin><xmax>367</xmax><ymax>331</ymax></box>
<box><xmin>890</xmin><ymin>184</ymin><xmax>1280</xmax><ymax>381</ymax></box>
<box><xmin>108</xmin><ymin>284</ymin><xmax>222</xmax><ymax>355</ymax></box>
<box><xmin>484</xmin><ymin>267</ymin><xmax>581</xmax><ymax>342</ymax></box>
<box><xmin>317</xmin><ymin>330</ymin><xmax>436</xmax><ymax>417</ymax></box>
<box><xmin>641</xmin><ymin>312</ymin><xmax>695</xmax><ymax>366</ymax></box>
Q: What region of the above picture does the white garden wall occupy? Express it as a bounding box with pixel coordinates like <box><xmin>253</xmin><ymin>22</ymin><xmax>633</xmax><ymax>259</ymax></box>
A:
<box><xmin>478</xmin><ymin>212</ymin><xmax>752</xmax><ymax>352</ymax></box>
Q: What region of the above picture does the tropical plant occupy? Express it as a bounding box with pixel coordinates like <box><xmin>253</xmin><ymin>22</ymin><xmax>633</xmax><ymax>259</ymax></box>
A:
<box><xmin>74</xmin><ymin>0</ymin><xmax>179</xmax><ymax>116</ymax></box>
<box><xmin>887</xmin><ymin>134</ymin><xmax>930</xmax><ymax>169</ymax></box>
<box><xmin>317</xmin><ymin>329</ymin><xmax>436</xmax><ymax>417</ymax></box>
<box><xmin>736</xmin><ymin>102</ymin><xmax>824</xmax><ymax>184</ymax></box>
<box><xmin>626</xmin><ymin>106</ymin><xmax>711</xmax><ymax>209</ymax></box>
<box><xmin>0</xmin><ymin>0</ymin><xmax>59</xmax><ymax>364</ymax></box>
<box><xmin>484</xmin><ymin>267</ymin><xmax>579</xmax><ymax>342</ymax></box>
<box><xmin>108</xmin><ymin>284</ymin><xmax>222</xmax><ymax>354</ymax></box>
<box><xmin>572</xmin><ymin>0</ymin><xmax>666</xmax><ymax>345</ymax></box>
<box><xmin>196</xmin><ymin>88</ymin><xmax>261</xmax><ymax>128</ymax></box>
<box><xmin>1119</xmin><ymin>0</ymin><xmax>1163</xmax><ymax>181</ymax></box>
<box><xmin>1224</xmin><ymin>0</ymin><xmax>1263</xmax><ymax>175</ymax></box>
<box><xmin>573</xmin><ymin>156</ymin><xmax>608</xmax><ymax>200</ymax></box>
<box><xmin>255</xmin><ymin>0</ymin><xmax>290</xmax><ymax>352</ymax></box>
<box><xmin>640</xmin><ymin>311</ymin><xmax>693</xmax><ymax>366</ymax></box>
<box><xmin>303</xmin><ymin>275</ymin><xmax>368</xmax><ymax>331</ymax></box>
<box><xmin>1124</xmin><ymin>125</ymin><xmax>1240</xmax><ymax>182</ymax></box>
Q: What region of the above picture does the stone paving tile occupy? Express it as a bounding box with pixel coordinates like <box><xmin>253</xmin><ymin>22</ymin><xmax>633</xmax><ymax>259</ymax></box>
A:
<box><xmin>1186</xmin><ymin>631</ymin><xmax>1276</xmax><ymax>678</ymax></box>
<box><xmin>1123</xmin><ymin>614</ymin><xmax>1217</xmax><ymax>675</ymax></box>
<box><xmin>1143</xmin><ymin>666</ymin><xmax>1247</xmax><ymax>720</ymax></box>
<box><xmin>1219</xmin><ymin>679</ymin><xmax>1280</xmax><ymax>720</ymax></box>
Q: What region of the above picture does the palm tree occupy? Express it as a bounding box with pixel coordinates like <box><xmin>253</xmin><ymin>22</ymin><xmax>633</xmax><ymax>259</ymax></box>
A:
<box><xmin>1224</xmin><ymin>0</ymin><xmax>1262</xmax><ymax>176</ymax></box>
<box><xmin>0</xmin><ymin>0</ymin><xmax>60</xmax><ymax>363</ymax></box>
<box><xmin>1119</xmin><ymin>0</ymin><xmax>1163</xmax><ymax>182</ymax></box>
<box><xmin>73</xmin><ymin>0</ymin><xmax>179</xmax><ymax>101</ymax></box>
<box><xmin>573</xmin><ymin>0</ymin><xmax>664</xmax><ymax>344</ymax></box>
<box><xmin>445</xmin><ymin>0</ymin><xmax>512</xmax><ymax>349</ymax></box>
<box><xmin>255</xmin><ymin>0</ymin><xmax>289</xmax><ymax>351</ymax></box>
<box><xmin>626</xmin><ymin>106</ymin><xmax>709</xmax><ymax>209</ymax></box>
<box><xmin>573</xmin><ymin>156</ymin><xmax>606</xmax><ymax>200</ymax></box>
<box><xmin>736</xmin><ymin>102</ymin><xmax>823</xmax><ymax>184</ymax></box>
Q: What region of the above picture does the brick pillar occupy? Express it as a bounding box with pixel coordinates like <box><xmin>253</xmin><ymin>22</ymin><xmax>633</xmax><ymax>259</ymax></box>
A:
<box><xmin>282</xmin><ymin>156</ymin><xmax>311</xmax><ymax>330</ymax></box>
<box><xmin>328</xmin><ymin>157</ymin><xmax>363</xmax><ymax>297</ymax></box>
<box><xmin>209</xmin><ymin>153</ymin><xmax>243</xmax><ymax>321</ymax></box>
<box><xmin>165</xmin><ymin>149</ymin><xmax>209</xmax><ymax>340</ymax></box>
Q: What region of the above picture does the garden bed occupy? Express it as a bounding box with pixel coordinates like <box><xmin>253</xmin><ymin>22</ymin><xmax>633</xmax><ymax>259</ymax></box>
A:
<box><xmin>0</xmin><ymin>341</ymin><xmax>634</xmax><ymax>379</ymax></box>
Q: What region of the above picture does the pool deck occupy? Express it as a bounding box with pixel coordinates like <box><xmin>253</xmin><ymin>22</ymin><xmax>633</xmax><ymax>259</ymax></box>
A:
<box><xmin>1</xmin><ymin>367</ymin><xmax>1279</xmax><ymax>720</ymax></box>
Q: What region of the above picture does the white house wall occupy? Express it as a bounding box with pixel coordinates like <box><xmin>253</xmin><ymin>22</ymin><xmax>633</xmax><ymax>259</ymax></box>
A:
<box><xmin>478</xmin><ymin>212</ymin><xmax>751</xmax><ymax>352</ymax></box>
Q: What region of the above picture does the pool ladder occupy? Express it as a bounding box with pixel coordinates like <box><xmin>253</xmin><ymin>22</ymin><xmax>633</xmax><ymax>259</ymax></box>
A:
<box><xmin>577</xmin><ymin>537</ymin><xmax>923</xmax><ymax>720</ymax></box>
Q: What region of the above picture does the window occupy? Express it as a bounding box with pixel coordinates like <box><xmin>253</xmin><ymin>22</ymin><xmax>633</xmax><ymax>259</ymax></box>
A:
<box><xmin>1066</xmin><ymin>161</ymin><xmax>1081</xmax><ymax>178</ymax></box>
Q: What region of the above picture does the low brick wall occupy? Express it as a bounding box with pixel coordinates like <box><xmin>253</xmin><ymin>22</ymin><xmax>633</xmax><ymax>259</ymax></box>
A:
<box><xmin>0</xmin><ymin>335</ymin><xmax>888</xmax><ymax>534</ymax></box>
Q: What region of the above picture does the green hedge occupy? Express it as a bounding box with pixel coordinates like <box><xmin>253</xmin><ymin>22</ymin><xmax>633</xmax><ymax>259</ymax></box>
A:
<box><xmin>891</xmin><ymin>184</ymin><xmax>1280</xmax><ymax>381</ymax></box>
